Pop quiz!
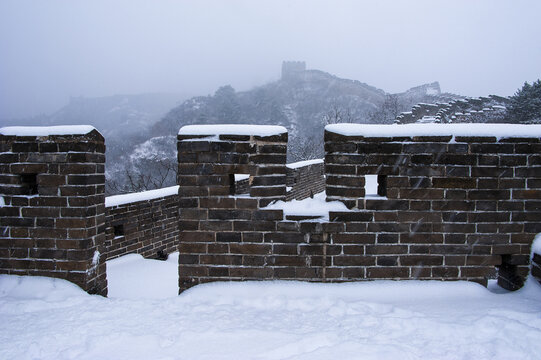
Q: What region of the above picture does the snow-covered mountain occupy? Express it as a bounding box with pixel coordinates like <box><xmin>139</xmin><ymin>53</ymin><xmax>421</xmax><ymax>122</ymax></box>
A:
<box><xmin>106</xmin><ymin>64</ymin><xmax>465</xmax><ymax>194</ymax></box>
<box><xmin>44</xmin><ymin>93</ymin><xmax>183</xmax><ymax>138</ymax></box>
<box><xmin>0</xmin><ymin>63</ymin><xmax>464</xmax><ymax>194</ymax></box>
<box><xmin>1</xmin><ymin>93</ymin><xmax>184</xmax><ymax>137</ymax></box>
<box><xmin>149</xmin><ymin>64</ymin><xmax>451</xmax><ymax>163</ymax></box>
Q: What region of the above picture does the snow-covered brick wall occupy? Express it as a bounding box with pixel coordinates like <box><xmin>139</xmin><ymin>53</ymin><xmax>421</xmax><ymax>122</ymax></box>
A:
<box><xmin>4</xmin><ymin>122</ymin><xmax>540</xmax><ymax>296</ymax></box>
<box><xmin>178</xmin><ymin>125</ymin><xmax>288</xmax><ymax>208</ymax></box>
<box><xmin>324</xmin><ymin>125</ymin><xmax>541</xmax><ymax>290</ymax></box>
<box><xmin>104</xmin><ymin>187</ymin><xmax>180</xmax><ymax>261</ymax></box>
<box><xmin>0</xmin><ymin>130</ymin><xmax>108</xmax><ymax>296</ymax></box>
<box><xmin>394</xmin><ymin>95</ymin><xmax>510</xmax><ymax>125</ymax></box>
<box><xmin>177</xmin><ymin>123</ymin><xmax>541</xmax><ymax>292</ymax></box>
<box><xmin>286</xmin><ymin>159</ymin><xmax>325</xmax><ymax>201</ymax></box>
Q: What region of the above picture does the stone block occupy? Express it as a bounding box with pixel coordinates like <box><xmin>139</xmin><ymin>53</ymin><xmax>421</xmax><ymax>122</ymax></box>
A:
<box><xmin>366</xmin><ymin>267</ymin><xmax>409</xmax><ymax>278</ymax></box>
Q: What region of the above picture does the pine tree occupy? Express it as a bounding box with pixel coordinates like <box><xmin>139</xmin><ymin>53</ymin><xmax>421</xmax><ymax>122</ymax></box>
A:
<box><xmin>508</xmin><ymin>80</ymin><xmax>541</xmax><ymax>123</ymax></box>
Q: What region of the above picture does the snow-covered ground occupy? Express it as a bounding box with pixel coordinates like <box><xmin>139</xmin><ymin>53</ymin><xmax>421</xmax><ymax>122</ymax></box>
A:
<box><xmin>1</xmin><ymin>252</ymin><xmax>541</xmax><ymax>360</ymax></box>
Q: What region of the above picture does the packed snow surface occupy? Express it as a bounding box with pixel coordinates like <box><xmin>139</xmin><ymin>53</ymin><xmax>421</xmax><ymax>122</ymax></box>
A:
<box><xmin>326</xmin><ymin>123</ymin><xmax>541</xmax><ymax>139</ymax></box>
<box><xmin>105</xmin><ymin>185</ymin><xmax>179</xmax><ymax>207</ymax></box>
<box><xmin>179</xmin><ymin>124</ymin><xmax>287</xmax><ymax>136</ymax></box>
<box><xmin>264</xmin><ymin>192</ymin><xmax>354</xmax><ymax>220</ymax></box>
<box><xmin>286</xmin><ymin>158</ymin><xmax>323</xmax><ymax>169</ymax></box>
<box><xmin>107</xmin><ymin>253</ymin><xmax>179</xmax><ymax>299</ymax></box>
<box><xmin>0</xmin><ymin>125</ymin><xmax>97</xmax><ymax>136</ymax></box>
<box><xmin>1</xmin><ymin>253</ymin><xmax>541</xmax><ymax>360</ymax></box>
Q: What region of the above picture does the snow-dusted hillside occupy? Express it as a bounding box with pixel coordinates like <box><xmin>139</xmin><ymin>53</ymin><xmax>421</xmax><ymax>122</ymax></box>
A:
<box><xmin>149</xmin><ymin>67</ymin><xmax>451</xmax><ymax>164</ymax></box>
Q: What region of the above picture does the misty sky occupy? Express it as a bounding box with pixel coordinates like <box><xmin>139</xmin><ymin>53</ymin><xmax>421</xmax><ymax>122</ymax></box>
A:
<box><xmin>1</xmin><ymin>0</ymin><xmax>540</xmax><ymax>119</ymax></box>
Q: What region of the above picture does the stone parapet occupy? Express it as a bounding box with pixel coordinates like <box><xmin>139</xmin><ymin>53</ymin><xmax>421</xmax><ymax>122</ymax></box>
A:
<box><xmin>0</xmin><ymin>126</ymin><xmax>108</xmax><ymax>295</ymax></box>
<box><xmin>176</xmin><ymin>123</ymin><xmax>541</xmax><ymax>292</ymax></box>
<box><xmin>104</xmin><ymin>186</ymin><xmax>180</xmax><ymax>261</ymax></box>
<box><xmin>324</xmin><ymin>124</ymin><xmax>541</xmax><ymax>290</ymax></box>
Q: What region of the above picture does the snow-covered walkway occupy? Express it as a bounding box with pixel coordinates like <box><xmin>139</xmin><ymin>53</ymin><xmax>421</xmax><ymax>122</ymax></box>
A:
<box><xmin>1</xmin><ymin>253</ymin><xmax>540</xmax><ymax>360</ymax></box>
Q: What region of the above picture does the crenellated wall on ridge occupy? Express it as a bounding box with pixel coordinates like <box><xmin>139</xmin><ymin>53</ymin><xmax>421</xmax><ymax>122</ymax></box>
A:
<box><xmin>104</xmin><ymin>186</ymin><xmax>180</xmax><ymax>261</ymax></box>
<box><xmin>324</xmin><ymin>123</ymin><xmax>541</xmax><ymax>290</ymax></box>
<box><xmin>177</xmin><ymin>123</ymin><xmax>541</xmax><ymax>292</ymax></box>
<box><xmin>2</xmin><ymin>123</ymin><xmax>541</xmax><ymax>296</ymax></box>
<box><xmin>0</xmin><ymin>126</ymin><xmax>108</xmax><ymax>295</ymax></box>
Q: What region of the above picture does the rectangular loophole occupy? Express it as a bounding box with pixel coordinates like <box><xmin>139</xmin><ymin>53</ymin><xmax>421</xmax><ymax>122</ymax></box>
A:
<box><xmin>113</xmin><ymin>224</ymin><xmax>124</xmax><ymax>237</ymax></box>
<box><xmin>365</xmin><ymin>174</ymin><xmax>387</xmax><ymax>198</ymax></box>
<box><xmin>20</xmin><ymin>173</ymin><xmax>38</xmax><ymax>195</ymax></box>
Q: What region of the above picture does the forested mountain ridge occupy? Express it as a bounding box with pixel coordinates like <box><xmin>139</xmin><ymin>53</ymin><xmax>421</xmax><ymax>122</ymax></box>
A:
<box><xmin>107</xmin><ymin>64</ymin><xmax>463</xmax><ymax>193</ymax></box>
<box><xmin>151</xmin><ymin>66</ymin><xmax>449</xmax><ymax>143</ymax></box>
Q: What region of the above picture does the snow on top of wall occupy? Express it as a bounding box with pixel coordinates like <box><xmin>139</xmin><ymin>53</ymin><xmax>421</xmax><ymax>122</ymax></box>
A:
<box><xmin>286</xmin><ymin>158</ymin><xmax>324</xmax><ymax>169</ymax></box>
<box><xmin>178</xmin><ymin>124</ymin><xmax>287</xmax><ymax>136</ymax></box>
<box><xmin>264</xmin><ymin>192</ymin><xmax>349</xmax><ymax>221</ymax></box>
<box><xmin>325</xmin><ymin>124</ymin><xmax>541</xmax><ymax>139</ymax></box>
<box><xmin>0</xmin><ymin>125</ymin><xmax>98</xmax><ymax>136</ymax></box>
<box><xmin>234</xmin><ymin>174</ymin><xmax>250</xmax><ymax>181</ymax></box>
<box><xmin>105</xmin><ymin>185</ymin><xmax>179</xmax><ymax>208</ymax></box>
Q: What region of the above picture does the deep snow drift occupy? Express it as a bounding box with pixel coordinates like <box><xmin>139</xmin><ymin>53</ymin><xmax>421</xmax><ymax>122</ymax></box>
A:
<box><xmin>1</xmin><ymin>252</ymin><xmax>541</xmax><ymax>360</ymax></box>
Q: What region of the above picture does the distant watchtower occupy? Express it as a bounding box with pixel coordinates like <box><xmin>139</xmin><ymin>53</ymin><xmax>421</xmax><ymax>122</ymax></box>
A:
<box><xmin>281</xmin><ymin>61</ymin><xmax>306</xmax><ymax>80</ymax></box>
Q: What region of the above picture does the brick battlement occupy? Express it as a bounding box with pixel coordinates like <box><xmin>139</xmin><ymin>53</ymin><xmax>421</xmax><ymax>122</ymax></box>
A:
<box><xmin>0</xmin><ymin>127</ymin><xmax>108</xmax><ymax>295</ymax></box>
<box><xmin>323</xmin><ymin>124</ymin><xmax>541</xmax><ymax>290</ymax></box>
<box><xmin>177</xmin><ymin>124</ymin><xmax>541</xmax><ymax>292</ymax></box>
<box><xmin>104</xmin><ymin>186</ymin><xmax>180</xmax><ymax>261</ymax></box>
<box><xmin>2</xmin><ymin>123</ymin><xmax>541</xmax><ymax>295</ymax></box>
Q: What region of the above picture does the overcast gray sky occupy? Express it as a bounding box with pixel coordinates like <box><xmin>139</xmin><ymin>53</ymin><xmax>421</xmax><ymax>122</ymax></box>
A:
<box><xmin>1</xmin><ymin>0</ymin><xmax>540</xmax><ymax>119</ymax></box>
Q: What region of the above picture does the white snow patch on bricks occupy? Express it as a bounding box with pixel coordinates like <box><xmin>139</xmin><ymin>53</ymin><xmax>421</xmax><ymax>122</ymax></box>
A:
<box><xmin>105</xmin><ymin>185</ymin><xmax>179</xmax><ymax>207</ymax></box>
<box><xmin>264</xmin><ymin>192</ymin><xmax>349</xmax><ymax>220</ymax></box>
<box><xmin>179</xmin><ymin>124</ymin><xmax>287</xmax><ymax>136</ymax></box>
<box><xmin>0</xmin><ymin>125</ymin><xmax>98</xmax><ymax>136</ymax></box>
<box><xmin>234</xmin><ymin>174</ymin><xmax>250</xmax><ymax>181</ymax></box>
<box><xmin>326</xmin><ymin>123</ymin><xmax>541</xmax><ymax>139</ymax></box>
<box><xmin>286</xmin><ymin>158</ymin><xmax>323</xmax><ymax>169</ymax></box>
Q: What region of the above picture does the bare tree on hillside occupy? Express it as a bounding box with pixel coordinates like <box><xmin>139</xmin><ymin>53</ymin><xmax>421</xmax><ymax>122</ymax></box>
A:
<box><xmin>323</xmin><ymin>104</ymin><xmax>357</xmax><ymax>124</ymax></box>
<box><xmin>288</xmin><ymin>135</ymin><xmax>324</xmax><ymax>163</ymax></box>
<box><xmin>106</xmin><ymin>156</ymin><xmax>177</xmax><ymax>195</ymax></box>
<box><xmin>368</xmin><ymin>94</ymin><xmax>403</xmax><ymax>124</ymax></box>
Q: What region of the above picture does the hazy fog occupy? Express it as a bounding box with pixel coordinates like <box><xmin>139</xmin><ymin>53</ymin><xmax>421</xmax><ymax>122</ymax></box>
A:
<box><xmin>1</xmin><ymin>0</ymin><xmax>540</xmax><ymax>119</ymax></box>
